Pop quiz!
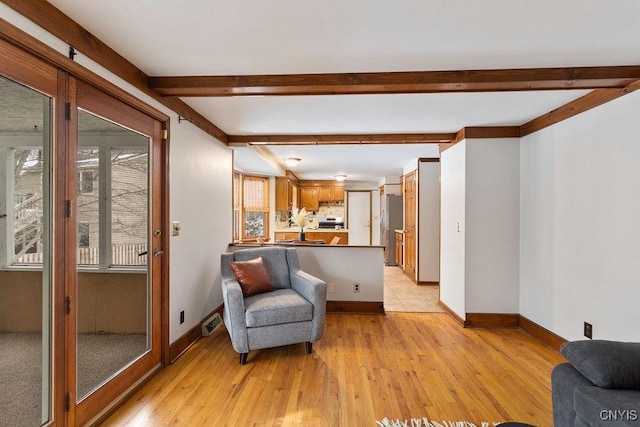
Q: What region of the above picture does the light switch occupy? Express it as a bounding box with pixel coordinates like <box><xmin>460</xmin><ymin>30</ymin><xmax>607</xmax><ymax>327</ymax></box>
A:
<box><xmin>172</xmin><ymin>221</ymin><xmax>181</xmax><ymax>236</ymax></box>
<box><xmin>456</xmin><ymin>221</ymin><xmax>462</xmax><ymax>233</ymax></box>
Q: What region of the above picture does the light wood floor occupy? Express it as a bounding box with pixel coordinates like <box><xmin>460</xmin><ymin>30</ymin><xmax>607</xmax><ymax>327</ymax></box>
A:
<box><xmin>384</xmin><ymin>266</ymin><xmax>444</xmax><ymax>313</ymax></box>
<box><xmin>103</xmin><ymin>313</ymin><xmax>564</xmax><ymax>427</ymax></box>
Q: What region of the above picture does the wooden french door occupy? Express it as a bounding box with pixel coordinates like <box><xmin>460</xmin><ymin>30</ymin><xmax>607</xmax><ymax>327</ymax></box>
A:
<box><xmin>67</xmin><ymin>78</ymin><xmax>165</xmax><ymax>426</ymax></box>
<box><xmin>404</xmin><ymin>171</ymin><xmax>417</xmax><ymax>280</ymax></box>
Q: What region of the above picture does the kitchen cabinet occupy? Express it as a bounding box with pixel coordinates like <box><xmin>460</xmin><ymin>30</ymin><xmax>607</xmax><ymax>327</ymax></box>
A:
<box><xmin>318</xmin><ymin>185</ymin><xmax>345</xmax><ymax>202</ymax></box>
<box><xmin>276</xmin><ymin>177</ymin><xmax>294</xmax><ymax>211</ymax></box>
<box><xmin>307</xmin><ymin>231</ymin><xmax>348</xmax><ymax>245</ymax></box>
<box><xmin>274</xmin><ymin>232</ymin><xmax>299</xmax><ymax>241</ymax></box>
<box><xmin>395</xmin><ymin>231</ymin><xmax>403</xmax><ymax>267</ymax></box>
<box><xmin>274</xmin><ymin>230</ymin><xmax>348</xmax><ymax>245</ymax></box>
<box><xmin>300</xmin><ymin>187</ymin><xmax>319</xmax><ymax>211</ymax></box>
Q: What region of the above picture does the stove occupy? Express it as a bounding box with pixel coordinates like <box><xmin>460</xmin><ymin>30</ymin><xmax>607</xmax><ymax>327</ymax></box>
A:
<box><xmin>317</xmin><ymin>216</ymin><xmax>345</xmax><ymax>229</ymax></box>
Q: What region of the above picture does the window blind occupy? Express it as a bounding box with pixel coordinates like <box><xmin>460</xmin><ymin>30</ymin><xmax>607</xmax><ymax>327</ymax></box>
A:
<box><xmin>243</xmin><ymin>176</ymin><xmax>269</xmax><ymax>211</ymax></box>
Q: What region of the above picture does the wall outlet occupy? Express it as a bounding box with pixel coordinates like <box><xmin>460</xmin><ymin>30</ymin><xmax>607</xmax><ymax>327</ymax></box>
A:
<box><xmin>180</xmin><ymin>310</ymin><xmax>185</xmax><ymax>324</ymax></box>
<box><xmin>353</xmin><ymin>283</ymin><xmax>360</xmax><ymax>293</ymax></box>
<box><xmin>327</xmin><ymin>283</ymin><xmax>335</xmax><ymax>293</ymax></box>
<box><xmin>584</xmin><ymin>322</ymin><xmax>593</xmax><ymax>339</ymax></box>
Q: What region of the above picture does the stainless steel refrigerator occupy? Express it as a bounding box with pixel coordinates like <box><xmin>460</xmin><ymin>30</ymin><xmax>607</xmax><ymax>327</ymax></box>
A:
<box><xmin>380</xmin><ymin>194</ymin><xmax>403</xmax><ymax>265</ymax></box>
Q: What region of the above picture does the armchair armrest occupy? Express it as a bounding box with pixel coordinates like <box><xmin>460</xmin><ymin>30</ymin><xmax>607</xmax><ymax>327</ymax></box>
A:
<box><xmin>290</xmin><ymin>270</ymin><xmax>327</xmax><ymax>342</ymax></box>
<box><xmin>221</xmin><ymin>277</ymin><xmax>249</xmax><ymax>353</ymax></box>
<box><xmin>290</xmin><ymin>271</ymin><xmax>327</xmax><ymax>304</ymax></box>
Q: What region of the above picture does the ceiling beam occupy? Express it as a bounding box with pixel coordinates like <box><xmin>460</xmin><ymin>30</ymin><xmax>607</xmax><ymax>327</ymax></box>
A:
<box><xmin>228</xmin><ymin>133</ymin><xmax>456</xmax><ymax>146</ymax></box>
<box><xmin>521</xmin><ymin>79</ymin><xmax>640</xmax><ymax>136</ymax></box>
<box><xmin>149</xmin><ymin>66</ymin><xmax>640</xmax><ymax>97</ymax></box>
<box><xmin>454</xmin><ymin>126</ymin><xmax>521</xmax><ymax>143</ymax></box>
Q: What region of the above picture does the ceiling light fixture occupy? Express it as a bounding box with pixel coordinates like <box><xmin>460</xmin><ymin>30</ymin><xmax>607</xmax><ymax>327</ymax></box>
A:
<box><xmin>334</xmin><ymin>174</ymin><xmax>347</xmax><ymax>182</ymax></box>
<box><xmin>284</xmin><ymin>157</ymin><xmax>301</xmax><ymax>167</ymax></box>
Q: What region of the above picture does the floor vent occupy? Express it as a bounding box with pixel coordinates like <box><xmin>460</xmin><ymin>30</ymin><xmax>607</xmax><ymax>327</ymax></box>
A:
<box><xmin>201</xmin><ymin>313</ymin><xmax>223</xmax><ymax>336</ymax></box>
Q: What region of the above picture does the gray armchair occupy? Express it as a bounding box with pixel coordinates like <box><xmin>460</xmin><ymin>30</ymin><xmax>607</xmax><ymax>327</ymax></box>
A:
<box><xmin>221</xmin><ymin>246</ymin><xmax>327</xmax><ymax>365</ymax></box>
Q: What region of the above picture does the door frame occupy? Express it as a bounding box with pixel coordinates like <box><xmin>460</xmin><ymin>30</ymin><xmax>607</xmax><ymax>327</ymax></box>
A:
<box><xmin>0</xmin><ymin>23</ymin><xmax>170</xmax><ymax>426</ymax></box>
<box><xmin>403</xmin><ymin>171</ymin><xmax>417</xmax><ymax>281</ymax></box>
<box><xmin>68</xmin><ymin>78</ymin><xmax>169</xmax><ymax>426</ymax></box>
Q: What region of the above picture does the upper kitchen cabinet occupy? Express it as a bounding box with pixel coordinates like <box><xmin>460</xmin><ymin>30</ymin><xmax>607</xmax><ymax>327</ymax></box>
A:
<box><xmin>300</xmin><ymin>186</ymin><xmax>319</xmax><ymax>211</ymax></box>
<box><xmin>299</xmin><ymin>180</ymin><xmax>345</xmax><ymax>211</ymax></box>
<box><xmin>276</xmin><ymin>177</ymin><xmax>294</xmax><ymax>211</ymax></box>
<box><xmin>318</xmin><ymin>185</ymin><xmax>345</xmax><ymax>202</ymax></box>
<box><xmin>275</xmin><ymin>174</ymin><xmax>299</xmax><ymax>211</ymax></box>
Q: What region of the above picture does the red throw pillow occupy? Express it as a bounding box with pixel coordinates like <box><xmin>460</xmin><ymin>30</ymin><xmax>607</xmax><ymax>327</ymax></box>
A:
<box><xmin>228</xmin><ymin>257</ymin><xmax>274</xmax><ymax>297</ymax></box>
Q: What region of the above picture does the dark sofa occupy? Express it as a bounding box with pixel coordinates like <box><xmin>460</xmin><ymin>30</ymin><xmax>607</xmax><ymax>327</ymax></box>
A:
<box><xmin>552</xmin><ymin>340</ymin><xmax>640</xmax><ymax>426</ymax></box>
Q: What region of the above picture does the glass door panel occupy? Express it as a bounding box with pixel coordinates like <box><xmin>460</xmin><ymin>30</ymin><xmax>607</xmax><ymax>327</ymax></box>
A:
<box><xmin>76</xmin><ymin>110</ymin><xmax>150</xmax><ymax>400</ymax></box>
<box><xmin>0</xmin><ymin>76</ymin><xmax>53</xmax><ymax>425</ymax></box>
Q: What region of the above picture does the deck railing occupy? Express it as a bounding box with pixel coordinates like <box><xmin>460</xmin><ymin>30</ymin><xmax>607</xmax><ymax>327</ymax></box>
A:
<box><xmin>15</xmin><ymin>243</ymin><xmax>148</xmax><ymax>266</ymax></box>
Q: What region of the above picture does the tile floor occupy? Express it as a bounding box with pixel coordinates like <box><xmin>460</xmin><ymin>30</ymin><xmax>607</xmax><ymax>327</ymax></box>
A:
<box><xmin>384</xmin><ymin>265</ymin><xmax>444</xmax><ymax>312</ymax></box>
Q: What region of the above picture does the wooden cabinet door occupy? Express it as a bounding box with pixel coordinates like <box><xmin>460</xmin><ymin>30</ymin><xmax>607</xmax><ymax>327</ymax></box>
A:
<box><xmin>395</xmin><ymin>232</ymin><xmax>403</xmax><ymax>266</ymax></box>
<box><xmin>274</xmin><ymin>232</ymin><xmax>298</xmax><ymax>241</ymax></box>
<box><xmin>333</xmin><ymin>187</ymin><xmax>345</xmax><ymax>201</ymax></box>
<box><xmin>275</xmin><ymin>177</ymin><xmax>290</xmax><ymax>211</ymax></box>
<box><xmin>318</xmin><ymin>186</ymin><xmax>332</xmax><ymax>202</ymax></box>
<box><xmin>404</xmin><ymin>171</ymin><xmax>416</xmax><ymax>280</ymax></box>
<box><xmin>300</xmin><ymin>187</ymin><xmax>319</xmax><ymax>211</ymax></box>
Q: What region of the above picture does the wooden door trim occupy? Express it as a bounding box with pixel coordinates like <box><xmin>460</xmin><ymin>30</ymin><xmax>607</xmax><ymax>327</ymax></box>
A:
<box><xmin>416</xmin><ymin>159</ymin><xmax>441</xmax><ymax>284</ymax></box>
<box><xmin>403</xmin><ymin>171</ymin><xmax>417</xmax><ymax>281</ymax></box>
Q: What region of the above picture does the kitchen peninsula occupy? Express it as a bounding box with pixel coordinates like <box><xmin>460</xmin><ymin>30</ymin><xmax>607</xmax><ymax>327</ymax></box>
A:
<box><xmin>226</xmin><ymin>243</ymin><xmax>385</xmax><ymax>313</ymax></box>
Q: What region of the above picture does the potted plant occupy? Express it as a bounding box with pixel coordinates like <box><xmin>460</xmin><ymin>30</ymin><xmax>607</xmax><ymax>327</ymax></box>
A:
<box><xmin>290</xmin><ymin>206</ymin><xmax>311</xmax><ymax>241</ymax></box>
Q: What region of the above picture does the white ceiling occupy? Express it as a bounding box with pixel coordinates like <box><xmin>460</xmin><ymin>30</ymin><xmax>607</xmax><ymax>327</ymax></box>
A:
<box><xmin>47</xmin><ymin>0</ymin><xmax>640</xmax><ymax>183</ymax></box>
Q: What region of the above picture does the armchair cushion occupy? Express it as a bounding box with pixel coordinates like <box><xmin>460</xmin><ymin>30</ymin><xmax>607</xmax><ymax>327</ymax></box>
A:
<box><xmin>228</xmin><ymin>256</ymin><xmax>275</xmax><ymax>297</ymax></box>
<box><xmin>560</xmin><ymin>340</ymin><xmax>640</xmax><ymax>389</ymax></box>
<box><xmin>245</xmin><ymin>289</ymin><xmax>313</xmax><ymax>328</ymax></box>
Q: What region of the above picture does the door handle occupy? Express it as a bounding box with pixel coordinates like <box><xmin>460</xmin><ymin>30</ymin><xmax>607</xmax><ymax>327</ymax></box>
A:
<box><xmin>153</xmin><ymin>249</ymin><xmax>164</xmax><ymax>257</ymax></box>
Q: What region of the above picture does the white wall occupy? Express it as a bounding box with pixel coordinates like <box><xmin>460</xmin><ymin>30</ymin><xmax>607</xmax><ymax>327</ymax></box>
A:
<box><xmin>169</xmin><ymin>127</ymin><xmax>232</xmax><ymax>341</ymax></box>
<box><xmin>465</xmin><ymin>138</ymin><xmax>520</xmax><ymax>313</ymax></box>
<box><xmin>227</xmin><ymin>245</ymin><xmax>384</xmax><ymax>302</ymax></box>
<box><xmin>440</xmin><ymin>138</ymin><xmax>520</xmax><ymax>318</ymax></box>
<box><xmin>440</xmin><ymin>142</ymin><xmax>466</xmax><ymax>318</ymax></box>
<box><xmin>418</xmin><ymin>161</ymin><xmax>440</xmax><ymax>282</ymax></box>
<box><xmin>2</xmin><ymin>6</ymin><xmax>233</xmax><ymax>343</ymax></box>
<box><xmin>520</xmin><ymin>91</ymin><xmax>640</xmax><ymax>341</ymax></box>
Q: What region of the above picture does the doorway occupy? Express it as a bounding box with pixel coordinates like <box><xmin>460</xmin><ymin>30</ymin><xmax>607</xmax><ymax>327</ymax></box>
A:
<box><xmin>69</xmin><ymin>79</ymin><xmax>166</xmax><ymax>425</ymax></box>
<box><xmin>346</xmin><ymin>191</ymin><xmax>371</xmax><ymax>245</ymax></box>
<box><xmin>0</xmin><ymin>37</ymin><xmax>168</xmax><ymax>426</ymax></box>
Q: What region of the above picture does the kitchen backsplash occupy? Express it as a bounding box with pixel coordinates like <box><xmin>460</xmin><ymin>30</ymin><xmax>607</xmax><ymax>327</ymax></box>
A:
<box><xmin>317</xmin><ymin>203</ymin><xmax>345</xmax><ymax>217</ymax></box>
<box><xmin>276</xmin><ymin>202</ymin><xmax>345</xmax><ymax>229</ymax></box>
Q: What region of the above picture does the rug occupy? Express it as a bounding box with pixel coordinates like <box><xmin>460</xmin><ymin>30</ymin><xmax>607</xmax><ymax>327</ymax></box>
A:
<box><xmin>376</xmin><ymin>418</ymin><xmax>496</xmax><ymax>427</ymax></box>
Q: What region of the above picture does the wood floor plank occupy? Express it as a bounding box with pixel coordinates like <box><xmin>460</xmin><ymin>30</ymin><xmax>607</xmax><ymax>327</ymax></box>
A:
<box><xmin>102</xmin><ymin>313</ymin><xmax>564</xmax><ymax>426</ymax></box>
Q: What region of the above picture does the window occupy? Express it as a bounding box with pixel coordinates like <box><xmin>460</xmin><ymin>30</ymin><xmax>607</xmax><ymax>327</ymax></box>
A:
<box><xmin>78</xmin><ymin>222</ymin><xmax>90</xmax><ymax>248</ymax></box>
<box><xmin>77</xmin><ymin>170</ymin><xmax>94</xmax><ymax>194</ymax></box>
<box><xmin>76</xmin><ymin>110</ymin><xmax>149</xmax><ymax>269</ymax></box>
<box><xmin>240</xmin><ymin>175</ymin><xmax>269</xmax><ymax>240</ymax></box>
<box><xmin>12</xmin><ymin>149</ymin><xmax>45</xmax><ymax>265</ymax></box>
